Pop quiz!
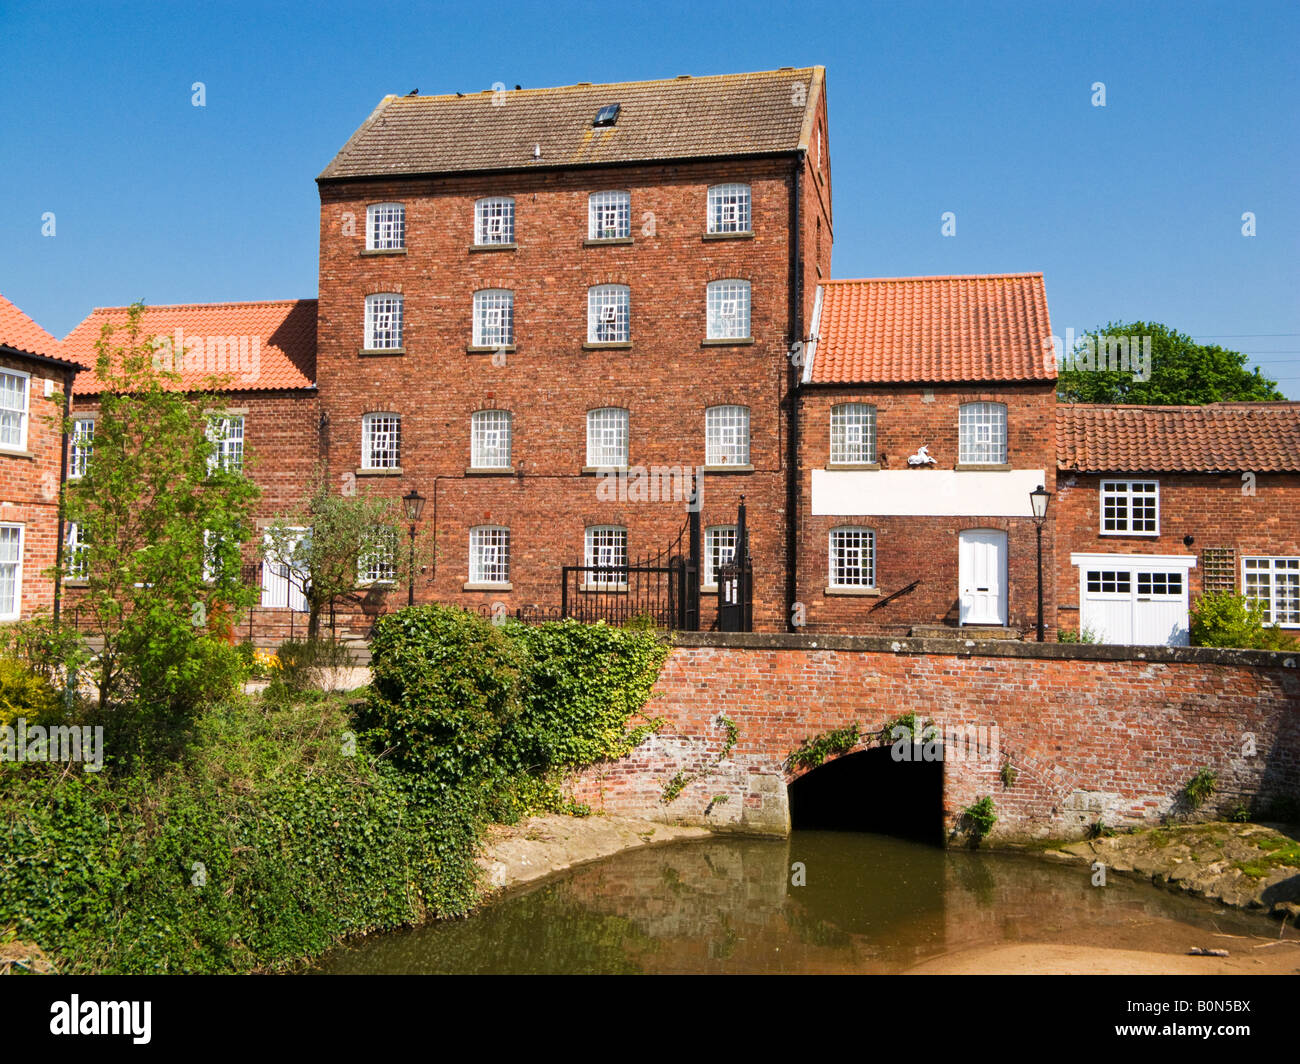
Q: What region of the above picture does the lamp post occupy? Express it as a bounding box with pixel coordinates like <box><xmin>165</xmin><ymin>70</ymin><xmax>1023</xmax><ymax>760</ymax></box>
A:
<box><xmin>1029</xmin><ymin>484</ymin><xmax>1050</xmax><ymax>642</ymax></box>
<box><xmin>402</xmin><ymin>488</ymin><xmax>426</xmax><ymax>607</ymax></box>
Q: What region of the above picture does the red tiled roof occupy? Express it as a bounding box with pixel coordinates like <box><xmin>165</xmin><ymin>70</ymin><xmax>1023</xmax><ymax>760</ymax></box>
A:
<box><xmin>65</xmin><ymin>300</ymin><xmax>317</xmax><ymax>395</ymax></box>
<box><xmin>1057</xmin><ymin>402</ymin><xmax>1300</xmax><ymax>473</ymax></box>
<box><xmin>0</xmin><ymin>292</ymin><xmax>77</xmax><ymax>365</ymax></box>
<box><xmin>808</xmin><ymin>273</ymin><xmax>1055</xmax><ymax>384</ymax></box>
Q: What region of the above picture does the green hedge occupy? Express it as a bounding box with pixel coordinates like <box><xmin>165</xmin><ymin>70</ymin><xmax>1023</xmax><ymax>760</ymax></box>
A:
<box><xmin>0</xmin><ymin>698</ymin><xmax>481</xmax><ymax>974</ymax></box>
<box><xmin>361</xmin><ymin>607</ymin><xmax>667</xmax><ymax>819</ymax></box>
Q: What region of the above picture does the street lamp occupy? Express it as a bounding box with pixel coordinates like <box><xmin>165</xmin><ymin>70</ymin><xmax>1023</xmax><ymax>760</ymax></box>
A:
<box><xmin>402</xmin><ymin>488</ymin><xmax>426</xmax><ymax>607</ymax></box>
<box><xmin>1029</xmin><ymin>484</ymin><xmax>1051</xmax><ymax>642</ymax></box>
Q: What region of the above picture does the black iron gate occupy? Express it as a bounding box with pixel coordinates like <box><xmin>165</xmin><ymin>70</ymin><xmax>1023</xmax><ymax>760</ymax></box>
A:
<box><xmin>717</xmin><ymin>495</ymin><xmax>753</xmax><ymax>633</ymax></box>
<box><xmin>561</xmin><ymin>511</ymin><xmax>700</xmax><ymax>629</ymax></box>
<box><xmin>560</xmin><ymin>494</ymin><xmax>753</xmax><ymax>632</ymax></box>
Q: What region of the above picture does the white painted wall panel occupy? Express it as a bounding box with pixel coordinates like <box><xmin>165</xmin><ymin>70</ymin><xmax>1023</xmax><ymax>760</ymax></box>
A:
<box><xmin>810</xmin><ymin>469</ymin><xmax>1048</xmax><ymax>517</ymax></box>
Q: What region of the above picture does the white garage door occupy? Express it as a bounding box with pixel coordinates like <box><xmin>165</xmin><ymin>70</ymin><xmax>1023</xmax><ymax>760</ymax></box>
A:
<box><xmin>1072</xmin><ymin>554</ymin><xmax>1196</xmax><ymax>646</ymax></box>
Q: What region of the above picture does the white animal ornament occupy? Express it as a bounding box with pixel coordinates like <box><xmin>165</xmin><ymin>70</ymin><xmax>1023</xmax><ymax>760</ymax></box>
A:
<box><xmin>907</xmin><ymin>445</ymin><xmax>937</xmax><ymax>467</ymax></box>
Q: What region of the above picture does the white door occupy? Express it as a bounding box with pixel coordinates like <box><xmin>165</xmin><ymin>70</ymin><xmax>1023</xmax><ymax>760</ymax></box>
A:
<box><xmin>959</xmin><ymin>530</ymin><xmax>1007</xmax><ymax>625</ymax></box>
<box><xmin>1078</xmin><ymin>565</ymin><xmax>1190</xmax><ymax>646</ymax></box>
<box><xmin>261</xmin><ymin>529</ymin><xmax>309</xmax><ymax>612</ymax></box>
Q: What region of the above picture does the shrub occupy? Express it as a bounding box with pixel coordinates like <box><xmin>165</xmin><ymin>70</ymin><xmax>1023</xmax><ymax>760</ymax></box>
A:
<box><xmin>960</xmin><ymin>796</ymin><xmax>997</xmax><ymax>845</ymax></box>
<box><xmin>0</xmin><ymin>617</ymin><xmax>90</xmax><ymax>687</ymax></box>
<box><xmin>267</xmin><ymin>637</ymin><xmax>357</xmax><ymax>698</ymax></box>
<box><xmin>0</xmin><ymin>658</ymin><xmax>62</xmax><ymax>729</ymax></box>
<box><xmin>1057</xmin><ymin>626</ymin><xmax>1099</xmax><ymax>644</ymax></box>
<box><xmin>1191</xmin><ymin>591</ymin><xmax>1298</xmax><ymax>650</ymax></box>
<box><xmin>360</xmin><ymin>607</ymin><xmax>668</xmax><ymax>819</ymax></box>
<box><xmin>1181</xmin><ymin>767</ymin><xmax>1217</xmax><ymax>810</ymax></box>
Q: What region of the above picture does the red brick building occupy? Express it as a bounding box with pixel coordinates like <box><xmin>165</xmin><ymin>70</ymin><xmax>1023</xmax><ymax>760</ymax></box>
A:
<box><xmin>61</xmin><ymin>300</ymin><xmax>320</xmax><ymax>636</ymax></box>
<box><xmin>1055</xmin><ymin>402</ymin><xmax>1300</xmax><ymax>643</ymax></box>
<box><xmin>794</xmin><ymin>274</ymin><xmax>1059</xmax><ymax>635</ymax></box>
<box><xmin>314</xmin><ymin>68</ymin><xmax>832</xmax><ymax>630</ymax></box>
<box><xmin>0</xmin><ymin>294</ymin><xmax>83</xmax><ymax>621</ymax></box>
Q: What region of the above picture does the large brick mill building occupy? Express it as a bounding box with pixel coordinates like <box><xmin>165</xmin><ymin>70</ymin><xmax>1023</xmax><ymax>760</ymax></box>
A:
<box><xmin>6</xmin><ymin>66</ymin><xmax>1299</xmax><ymax>645</ymax></box>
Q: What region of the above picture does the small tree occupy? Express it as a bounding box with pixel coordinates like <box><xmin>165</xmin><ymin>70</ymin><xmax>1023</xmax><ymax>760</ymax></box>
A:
<box><xmin>61</xmin><ymin>304</ymin><xmax>261</xmax><ymax>718</ymax></box>
<box><xmin>1057</xmin><ymin>321</ymin><xmax>1284</xmax><ymax>405</ymax></box>
<box><xmin>264</xmin><ymin>473</ymin><xmax>431</xmax><ymax>639</ymax></box>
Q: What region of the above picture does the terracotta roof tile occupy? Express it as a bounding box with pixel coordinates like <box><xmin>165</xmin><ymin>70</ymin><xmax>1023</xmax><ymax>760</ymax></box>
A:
<box><xmin>1057</xmin><ymin>403</ymin><xmax>1300</xmax><ymax>473</ymax></box>
<box><xmin>319</xmin><ymin>67</ymin><xmax>823</xmax><ymax>181</ymax></box>
<box><xmin>65</xmin><ymin>300</ymin><xmax>316</xmax><ymax>395</ymax></box>
<box><xmin>808</xmin><ymin>273</ymin><xmax>1055</xmax><ymax>384</ymax></box>
<box><xmin>0</xmin><ymin>292</ymin><xmax>77</xmax><ymax>365</ymax></box>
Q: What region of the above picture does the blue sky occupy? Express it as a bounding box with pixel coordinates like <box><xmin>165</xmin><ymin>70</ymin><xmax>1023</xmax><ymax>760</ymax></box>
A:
<box><xmin>2</xmin><ymin>0</ymin><xmax>1297</xmax><ymax>395</ymax></box>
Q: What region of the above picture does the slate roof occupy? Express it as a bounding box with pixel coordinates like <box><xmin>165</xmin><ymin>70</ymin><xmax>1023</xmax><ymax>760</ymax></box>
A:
<box><xmin>808</xmin><ymin>273</ymin><xmax>1055</xmax><ymax>384</ymax></box>
<box><xmin>64</xmin><ymin>300</ymin><xmax>317</xmax><ymax>395</ymax></box>
<box><xmin>1056</xmin><ymin>402</ymin><xmax>1300</xmax><ymax>473</ymax></box>
<box><xmin>319</xmin><ymin>67</ymin><xmax>824</xmax><ymax>181</ymax></box>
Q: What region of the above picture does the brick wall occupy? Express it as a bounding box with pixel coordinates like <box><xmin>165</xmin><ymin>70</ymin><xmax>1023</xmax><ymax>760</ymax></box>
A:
<box><xmin>794</xmin><ymin>382</ymin><xmax>1058</xmax><ymax>633</ymax></box>
<box><xmin>316</xmin><ymin>154</ymin><xmax>820</xmax><ymax>630</ymax></box>
<box><xmin>1055</xmin><ymin>470</ymin><xmax>1300</xmax><ymax>626</ymax></box>
<box><xmin>0</xmin><ymin>353</ymin><xmax>73</xmax><ymax>619</ymax></box>
<box><xmin>571</xmin><ymin>635</ymin><xmax>1300</xmax><ymax>840</ymax></box>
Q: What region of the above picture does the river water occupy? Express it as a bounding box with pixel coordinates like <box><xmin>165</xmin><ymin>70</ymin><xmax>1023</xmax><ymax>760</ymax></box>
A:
<box><xmin>316</xmin><ymin>832</ymin><xmax>1290</xmax><ymax>974</ymax></box>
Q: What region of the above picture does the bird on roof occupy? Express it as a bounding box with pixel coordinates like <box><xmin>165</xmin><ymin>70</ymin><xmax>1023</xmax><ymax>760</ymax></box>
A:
<box><xmin>456</xmin><ymin>91</ymin><xmax>464</xmax><ymax>98</ymax></box>
<box><xmin>406</xmin><ymin>88</ymin><xmax>418</xmax><ymax>96</ymax></box>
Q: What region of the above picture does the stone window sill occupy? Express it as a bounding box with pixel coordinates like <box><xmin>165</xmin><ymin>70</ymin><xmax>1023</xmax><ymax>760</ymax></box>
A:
<box><xmin>582</xmin><ymin>341</ymin><xmax>632</xmax><ymax>350</ymax></box>
<box><xmin>583</xmin><ymin>237</ymin><xmax>633</xmax><ymax>247</ymax></box>
<box><xmin>579</xmin><ymin>583</ymin><xmax>628</xmax><ymax>593</ymax></box>
<box><xmin>827</xmin><ymin>462</ymin><xmax>880</xmax><ymax>471</ymax></box>
<box><xmin>703</xmin><ymin>231</ymin><xmax>754</xmax><ymax>241</ymax></box>
<box><xmin>356</xmin><ymin>466</ymin><xmax>403</xmax><ymax>476</ymax></box>
<box><xmin>0</xmin><ymin>448</ymin><xmax>35</xmax><ymax>460</ymax></box>
<box><xmin>581</xmin><ymin>465</ymin><xmax>629</xmax><ymax>475</ymax></box>
<box><xmin>465</xmin><ymin>467</ymin><xmax>515</xmax><ymax>476</ymax></box>
<box><xmin>702</xmin><ymin>337</ymin><xmax>754</xmax><ymax>347</ymax></box>
<box><xmin>360</xmin><ymin>248</ymin><xmax>407</xmax><ymax>257</ymax></box>
<box><xmin>954</xmin><ymin>463</ymin><xmax>1012</xmax><ymax>471</ymax></box>
<box><xmin>825</xmin><ymin>586</ymin><xmax>882</xmax><ymax>596</ymax></box>
<box><xmin>62</xmin><ymin>579</ymin><xmax>89</xmax><ymax>588</ymax></box>
<box><xmin>359</xmin><ymin>347</ymin><xmax>405</xmax><ymax>357</ymax></box>
<box><xmin>467</xmin><ymin>345</ymin><xmax>515</xmax><ymax>354</ymax></box>
<box><xmin>469</xmin><ymin>243</ymin><xmax>517</xmax><ymax>253</ymax></box>
<box><xmin>703</xmin><ymin>464</ymin><xmax>754</xmax><ymax>474</ymax></box>
<box><xmin>464</xmin><ymin>581</ymin><xmax>513</xmax><ymax>592</ymax></box>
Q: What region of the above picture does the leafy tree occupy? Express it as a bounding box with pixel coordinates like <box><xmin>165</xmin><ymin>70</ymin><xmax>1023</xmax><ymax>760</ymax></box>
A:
<box><xmin>263</xmin><ymin>473</ymin><xmax>432</xmax><ymax>639</ymax></box>
<box><xmin>1057</xmin><ymin>321</ymin><xmax>1284</xmax><ymax>405</ymax></box>
<box><xmin>61</xmin><ymin>303</ymin><xmax>261</xmax><ymax>718</ymax></box>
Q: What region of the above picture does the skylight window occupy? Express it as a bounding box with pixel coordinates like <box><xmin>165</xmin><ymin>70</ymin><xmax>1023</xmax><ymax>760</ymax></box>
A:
<box><xmin>593</xmin><ymin>103</ymin><xmax>621</xmax><ymax>127</ymax></box>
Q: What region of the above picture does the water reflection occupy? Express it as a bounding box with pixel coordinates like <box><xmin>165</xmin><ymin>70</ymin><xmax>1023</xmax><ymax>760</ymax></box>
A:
<box><xmin>317</xmin><ymin>832</ymin><xmax>1287</xmax><ymax>974</ymax></box>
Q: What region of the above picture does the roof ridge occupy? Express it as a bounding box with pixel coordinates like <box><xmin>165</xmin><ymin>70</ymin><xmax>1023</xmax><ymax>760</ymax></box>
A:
<box><xmin>82</xmin><ymin>298</ymin><xmax>317</xmax><ymax>315</ymax></box>
<box><xmin>823</xmin><ymin>272</ymin><xmax>1044</xmax><ymax>284</ymax></box>
<box><xmin>390</xmin><ymin>66</ymin><xmax>820</xmax><ymax>103</ymax></box>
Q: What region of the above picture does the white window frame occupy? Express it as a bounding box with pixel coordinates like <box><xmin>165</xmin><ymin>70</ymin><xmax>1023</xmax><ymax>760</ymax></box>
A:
<box><xmin>707</xmin><ymin>183</ymin><xmax>751</xmax><ymax>234</ymax></box>
<box><xmin>587</xmin><ymin>285</ymin><xmax>630</xmax><ymax>343</ymax></box>
<box><xmin>358</xmin><ymin>526</ymin><xmax>398</xmax><ymax>585</ymax></box>
<box><xmin>705</xmin><ymin>405</ymin><xmax>750</xmax><ymax>467</ymax></box>
<box><xmin>1100</xmin><ymin>479</ymin><xmax>1160</xmax><ymax>536</ymax></box>
<box><xmin>1243</xmin><ymin>556</ymin><xmax>1300</xmax><ymax>628</ymax></box>
<box><xmin>584</xmin><ymin>525</ymin><xmax>628</xmax><ymax>589</ymax></box>
<box><xmin>364</xmin><ymin>293</ymin><xmax>404</xmax><ymax>350</ymax></box>
<box><xmin>0</xmin><ymin>369</ymin><xmax>31</xmax><ymax>453</ymax></box>
<box><xmin>0</xmin><ymin>523</ymin><xmax>23</xmax><ymax>620</ymax></box>
<box><xmin>366</xmin><ymin>202</ymin><xmax>406</xmax><ymax>250</ymax></box>
<box><xmin>706</xmin><ymin>280</ymin><xmax>751</xmax><ymax>340</ymax></box>
<box><xmin>65</xmin><ymin>522</ymin><xmax>88</xmax><ymax>580</ymax></box>
<box><xmin>471</xmin><ymin>409</ymin><xmax>512</xmax><ymax>470</ymax></box>
<box><xmin>703</xmin><ymin>525</ymin><xmax>737</xmax><ymax>589</ymax></box>
<box><xmin>588</xmin><ymin>190</ymin><xmax>631</xmax><ymax>240</ymax></box>
<box><xmin>829</xmin><ymin>526</ymin><xmax>876</xmax><ymax>589</ymax></box>
<box><xmin>829</xmin><ymin>403</ymin><xmax>876</xmax><ymax>465</ymax></box>
<box><xmin>958</xmin><ymin>402</ymin><xmax>1007</xmax><ymax>465</ymax></box>
<box><xmin>206</xmin><ymin>414</ymin><xmax>245</xmax><ymax>474</ymax></box>
<box><xmin>586</xmin><ymin>407</ymin><xmax>629</xmax><ymax>468</ymax></box>
<box><xmin>69</xmin><ymin>417</ymin><xmax>94</xmax><ymax>478</ymax></box>
<box><xmin>361</xmin><ymin>412</ymin><xmax>401</xmax><ymax>470</ymax></box>
<box><xmin>469</xmin><ymin>525</ymin><xmax>511</xmax><ymax>586</ymax></box>
<box><xmin>473</xmin><ymin>289</ymin><xmax>514</xmax><ymax>348</ymax></box>
<box><xmin>475</xmin><ymin>196</ymin><xmax>515</xmax><ymax>245</ymax></box>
